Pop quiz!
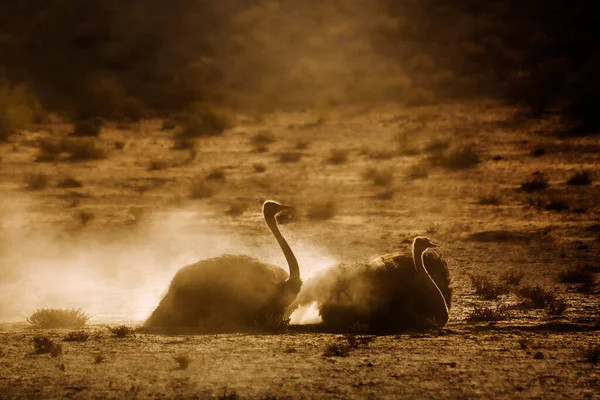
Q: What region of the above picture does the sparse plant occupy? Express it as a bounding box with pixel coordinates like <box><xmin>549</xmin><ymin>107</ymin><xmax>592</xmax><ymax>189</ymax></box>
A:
<box><xmin>518</xmin><ymin>285</ymin><xmax>562</xmax><ymax>310</ymax></box>
<box><xmin>283</xmin><ymin>345</ymin><xmax>297</xmax><ymax>354</ymax></box>
<box><xmin>306</xmin><ymin>200</ymin><xmax>336</xmax><ymax>221</ymax></box>
<box><xmin>470</xmin><ymin>275</ymin><xmax>509</xmax><ymax>300</ymax></box>
<box><xmin>253</xmin><ymin>163</ymin><xmax>266</xmax><ymax>173</ymax></box>
<box><xmin>148</xmin><ymin>159</ymin><xmax>170</xmax><ymax>171</ymax></box>
<box><xmin>25</xmin><ymin>172</ymin><xmax>49</xmax><ymax>190</ymax></box>
<box><xmin>375</xmin><ymin>189</ymin><xmax>394</xmax><ymax>200</ymax></box>
<box><xmin>72</xmin><ymin>118</ymin><xmax>103</xmax><ymax>137</ymax></box>
<box><xmin>0</xmin><ymin>81</ymin><xmax>40</xmax><ymax>141</ymax></box>
<box><xmin>225</xmin><ymin>202</ymin><xmax>248</xmax><ymax>217</ymax></box>
<box><xmin>161</xmin><ymin>120</ymin><xmax>177</xmax><ymax>131</ymax></box>
<box><xmin>63</xmin><ymin>330</ymin><xmax>89</xmax><ymax>342</ymax></box>
<box><xmin>547</xmin><ymin>297</ymin><xmax>568</xmax><ymax>315</ymax></box>
<box><xmin>326</xmin><ymin>149</ymin><xmax>349</xmax><ymax>165</ymax></box>
<box><xmin>466</xmin><ymin>305</ymin><xmax>510</xmax><ymax>322</ymax></box>
<box><xmin>93</xmin><ymin>353</ymin><xmax>105</xmax><ymax>364</ymax></box>
<box><xmin>567</xmin><ymin>170</ymin><xmax>592</xmax><ymax>186</ymax></box>
<box><xmin>521</xmin><ymin>172</ymin><xmax>548</xmax><ymax>192</ymax></box>
<box><xmin>106</xmin><ymin>325</ymin><xmax>135</xmax><ymax>338</ymax></box>
<box><xmin>251</xmin><ymin>130</ymin><xmax>276</xmax><ymax>145</ymax></box>
<box><xmin>173</xmin><ymin>353</ymin><xmax>190</xmax><ymax>369</ymax></box>
<box><xmin>33</xmin><ymin>336</ymin><xmax>62</xmax><ymax>357</ymax></box>
<box><xmin>362</xmin><ymin>167</ymin><xmax>394</xmax><ymax>186</ymax></box>
<box><xmin>558</xmin><ymin>265</ymin><xmax>594</xmax><ymax>286</ymax></box>
<box><xmin>323</xmin><ymin>343</ymin><xmax>350</xmax><ymax>357</ymax></box>
<box><xmin>206</xmin><ymin>168</ymin><xmax>226</xmax><ymax>182</ymax></box>
<box><xmin>218</xmin><ymin>388</ymin><xmax>238</xmax><ymax>400</ymax></box>
<box><xmin>425</xmin><ymin>223</ymin><xmax>440</xmax><ymax>235</ymax></box>
<box><xmin>433</xmin><ymin>145</ymin><xmax>480</xmax><ymax>170</ymax></box>
<box><xmin>57</xmin><ymin>176</ymin><xmax>83</xmax><ymax>189</ymax></box>
<box><xmin>114</xmin><ymin>141</ymin><xmax>126</xmax><ymax>150</ymax></box>
<box><xmin>396</xmin><ymin>131</ymin><xmax>421</xmax><ymax>155</ymax></box>
<box><xmin>36</xmin><ymin>136</ymin><xmax>66</xmax><ymax>162</ymax></box>
<box><xmin>407</xmin><ymin>164</ymin><xmax>428</xmax><ymax>179</ymax></box>
<box><xmin>27</xmin><ymin>308</ymin><xmax>89</xmax><ymax>328</ymax></box>
<box><xmin>77</xmin><ymin>210</ymin><xmax>95</xmax><ymax>226</ymax></box>
<box><xmin>477</xmin><ymin>192</ymin><xmax>501</xmax><ymax>206</ymax></box>
<box><xmin>500</xmin><ymin>269</ymin><xmax>525</xmax><ymax>286</ymax></box>
<box><xmin>189</xmin><ymin>177</ymin><xmax>215</xmax><ymax>199</ymax></box>
<box><xmin>66</xmin><ymin>138</ymin><xmax>106</xmax><ymax>162</ymax></box>
<box><xmin>367</xmin><ymin>149</ymin><xmax>396</xmax><ymax>160</ymax></box>
<box><xmin>253</xmin><ymin>144</ymin><xmax>269</xmax><ymax>153</ymax></box>
<box><xmin>279</xmin><ymin>151</ymin><xmax>302</xmax><ymax>163</ymax></box>
<box><xmin>174</xmin><ymin>104</ymin><xmax>233</xmax><ymax>141</ymax></box>
<box><xmin>518</xmin><ymin>337</ymin><xmax>532</xmax><ymax>350</ymax></box>
<box><xmin>583</xmin><ymin>345</ymin><xmax>600</xmax><ymax>364</ymax></box>
<box><xmin>295</xmin><ymin>140</ymin><xmax>310</xmax><ymax>150</ymax></box>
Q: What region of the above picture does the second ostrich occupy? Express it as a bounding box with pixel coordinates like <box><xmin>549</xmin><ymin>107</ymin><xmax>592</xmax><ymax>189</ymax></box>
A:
<box><xmin>294</xmin><ymin>236</ymin><xmax>451</xmax><ymax>333</ymax></box>
<box><xmin>144</xmin><ymin>200</ymin><xmax>302</xmax><ymax>332</ymax></box>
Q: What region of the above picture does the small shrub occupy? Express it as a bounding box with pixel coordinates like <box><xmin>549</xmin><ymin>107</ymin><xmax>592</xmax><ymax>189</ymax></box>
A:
<box><xmin>326</xmin><ymin>149</ymin><xmax>349</xmax><ymax>165</ymax></box>
<box><xmin>148</xmin><ymin>159</ymin><xmax>170</xmax><ymax>171</ymax></box>
<box><xmin>283</xmin><ymin>346</ymin><xmax>297</xmax><ymax>354</ymax></box>
<box><xmin>518</xmin><ymin>285</ymin><xmax>557</xmax><ymax>309</ymax></box>
<box><xmin>72</xmin><ymin>118</ymin><xmax>103</xmax><ymax>137</ymax></box>
<box><xmin>25</xmin><ymin>172</ymin><xmax>49</xmax><ymax>190</ymax></box>
<box><xmin>174</xmin><ymin>104</ymin><xmax>233</xmax><ymax>141</ymax></box>
<box><xmin>530</xmin><ymin>147</ymin><xmax>546</xmax><ymax>157</ymax></box>
<box><xmin>114</xmin><ymin>141</ymin><xmax>126</xmax><ymax>150</ymax></box>
<box><xmin>279</xmin><ymin>152</ymin><xmax>302</xmax><ymax>163</ymax></box>
<box><xmin>57</xmin><ymin>177</ymin><xmax>83</xmax><ymax>189</ymax></box>
<box><xmin>307</xmin><ymin>200</ymin><xmax>337</xmax><ymax>221</ymax></box>
<box><xmin>521</xmin><ymin>172</ymin><xmax>548</xmax><ymax>192</ymax></box>
<box><xmin>362</xmin><ymin>167</ymin><xmax>393</xmax><ymax>186</ymax></box>
<box><xmin>500</xmin><ymin>269</ymin><xmax>525</xmax><ymax>286</ymax></box>
<box><xmin>36</xmin><ymin>137</ymin><xmax>65</xmax><ymax>162</ymax></box>
<box><xmin>425</xmin><ymin>223</ymin><xmax>440</xmax><ymax>234</ymax></box>
<box><xmin>396</xmin><ymin>131</ymin><xmax>421</xmax><ymax>156</ymax></box>
<box><xmin>567</xmin><ymin>170</ymin><xmax>592</xmax><ymax>186</ymax></box>
<box><xmin>93</xmin><ymin>353</ymin><xmax>105</xmax><ymax>364</ymax></box>
<box><xmin>367</xmin><ymin>149</ymin><xmax>396</xmax><ymax>160</ymax></box>
<box><xmin>27</xmin><ymin>308</ymin><xmax>89</xmax><ymax>328</ymax></box>
<box><xmin>77</xmin><ymin>211</ymin><xmax>95</xmax><ymax>226</ymax></box>
<box><xmin>435</xmin><ymin>146</ymin><xmax>480</xmax><ymax>170</ymax></box>
<box><xmin>558</xmin><ymin>265</ymin><xmax>594</xmax><ymax>285</ymax></box>
<box><xmin>466</xmin><ymin>305</ymin><xmax>510</xmax><ymax>322</ymax></box>
<box><xmin>295</xmin><ymin>140</ymin><xmax>310</xmax><ymax>150</ymax></box>
<box><xmin>189</xmin><ymin>177</ymin><xmax>215</xmax><ymax>199</ymax></box>
<box><xmin>250</xmin><ymin>130</ymin><xmax>276</xmax><ymax>145</ymax></box>
<box><xmin>547</xmin><ymin>297</ymin><xmax>568</xmax><ymax>315</ymax></box>
<box><xmin>173</xmin><ymin>353</ymin><xmax>190</xmax><ymax>369</ymax></box>
<box><xmin>0</xmin><ymin>81</ymin><xmax>40</xmax><ymax>141</ymax></box>
<box><xmin>375</xmin><ymin>189</ymin><xmax>394</xmax><ymax>200</ymax></box>
<box><xmin>470</xmin><ymin>275</ymin><xmax>509</xmax><ymax>300</ymax></box>
<box><xmin>518</xmin><ymin>337</ymin><xmax>532</xmax><ymax>350</ymax></box>
<box><xmin>66</xmin><ymin>139</ymin><xmax>106</xmax><ymax>162</ymax></box>
<box><xmin>218</xmin><ymin>388</ymin><xmax>238</xmax><ymax>400</ymax></box>
<box><xmin>583</xmin><ymin>345</ymin><xmax>600</xmax><ymax>364</ymax></box>
<box><xmin>33</xmin><ymin>336</ymin><xmax>62</xmax><ymax>357</ymax></box>
<box><xmin>206</xmin><ymin>168</ymin><xmax>226</xmax><ymax>182</ymax></box>
<box><xmin>323</xmin><ymin>343</ymin><xmax>350</xmax><ymax>357</ymax></box>
<box><xmin>406</xmin><ymin>164</ymin><xmax>428</xmax><ymax>179</ymax></box>
<box><xmin>63</xmin><ymin>331</ymin><xmax>89</xmax><ymax>342</ymax></box>
<box><xmin>253</xmin><ymin>144</ymin><xmax>269</xmax><ymax>153</ymax></box>
<box><xmin>225</xmin><ymin>202</ymin><xmax>248</xmax><ymax>217</ymax></box>
<box><xmin>477</xmin><ymin>193</ymin><xmax>501</xmax><ymax>206</ymax></box>
<box><xmin>107</xmin><ymin>325</ymin><xmax>135</xmax><ymax>338</ymax></box>
<box><xmin>253</xmin><ymin>163</ymin><xmax>266</xmax><ymax>173</ymax></box>
<box><xmin>161</xmin><ymin>120</ymin><xmax>177</xmax><ymax>131</ymax></box>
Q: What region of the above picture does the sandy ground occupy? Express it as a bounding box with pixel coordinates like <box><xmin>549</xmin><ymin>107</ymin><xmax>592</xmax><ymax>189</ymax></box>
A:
<box><xmin>0</xmin><ymin>101</ymin><xmax>599</xmax><ymax>399</ymax></box>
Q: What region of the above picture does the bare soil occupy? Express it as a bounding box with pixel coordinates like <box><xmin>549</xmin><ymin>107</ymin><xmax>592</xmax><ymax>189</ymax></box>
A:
<box><xmin>0</xmin><ymin>101</ymin><xmax>599</xmax><ymax>399</ymax></box>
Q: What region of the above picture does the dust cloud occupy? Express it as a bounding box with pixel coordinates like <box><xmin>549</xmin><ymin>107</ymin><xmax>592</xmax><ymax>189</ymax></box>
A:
<box><xmin>0</xmin><ymin>194</ymin><xmax>334</xmax><ymax>324</ymax></box>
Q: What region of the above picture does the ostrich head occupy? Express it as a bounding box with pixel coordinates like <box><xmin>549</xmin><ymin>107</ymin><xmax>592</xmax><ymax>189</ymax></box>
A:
<box><xmin>262</xmin><ymin>200</ymin><xmax>293</xmax><ymax>220</ymax></box>
<box><xmin>413</xmin><ymin>236</ymin><xmax>438</xmax><ymax>253</ymax></box>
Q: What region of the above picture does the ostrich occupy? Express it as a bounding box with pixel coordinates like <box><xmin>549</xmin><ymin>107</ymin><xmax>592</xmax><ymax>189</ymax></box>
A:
<box><xmin>144</xmin><ymin>200</ymin><xmax>302</xmax><ymax>332</ymax></box>
<box><xmin>293</xmin><ymin>237</ymin><xmax>451</xmax><ymax>333</ymax></box>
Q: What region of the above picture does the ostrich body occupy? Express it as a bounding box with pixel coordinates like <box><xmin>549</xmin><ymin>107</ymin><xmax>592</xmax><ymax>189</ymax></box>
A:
<box><xmin>294</xmin><ymin>237</ymin><xmax>451</xmax><ymax>333</ymax></box>
<box><xmin>144</xmin><ymin>201</ymin><xmax>302</xmax><ymax>332</ymax></box>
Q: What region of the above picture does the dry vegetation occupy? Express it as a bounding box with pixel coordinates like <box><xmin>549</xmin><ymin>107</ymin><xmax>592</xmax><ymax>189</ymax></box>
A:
<box><xmin>27</xmin><ymin>308</ymin><xmax>89</xmax><ymax>328</ymax></box>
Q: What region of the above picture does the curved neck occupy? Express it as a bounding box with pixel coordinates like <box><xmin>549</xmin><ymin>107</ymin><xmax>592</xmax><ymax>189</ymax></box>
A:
<box><xmin>412</xmin><ymin>244</ymin><xmax>449</xmax><ymax>326</ymax></box>
<box><xmin>265</xmin><ymin>213</ymin><xmax>300</xmax><ymax>282</ymax></box>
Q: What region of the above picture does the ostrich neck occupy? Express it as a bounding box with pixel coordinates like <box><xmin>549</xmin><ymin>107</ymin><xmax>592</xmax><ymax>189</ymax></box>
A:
<box><xmin>412</xmin><ymin>245</ymin><xmax>449</xmax><ymax>326</ymax></box>
<box><xmin>266</xmin><ymin>215</ymin><xmax>300</xmax><ymax>282</ymax></box>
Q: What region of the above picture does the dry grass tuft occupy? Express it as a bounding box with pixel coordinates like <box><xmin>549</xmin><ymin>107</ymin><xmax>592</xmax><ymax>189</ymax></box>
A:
<box><xmin>558</xmin><ymin>265</ymin><xmax>594</xmax><ymax>286</ymax></box>
<box><xmin>225</xmin><ymin>201</ymin><xmax>248</xmax><ymax>217</ymax></box>
<box><xmin>173</xmin><ymin>353</ymin><xmax>191</xmax><ymax>369</ymax></box>
<box><xmin>567</xmin><ymin>170</ymin><xmax>592</xmax><ymax>186</ymax></box>
<box><xmin>250</xmin><ymin>130</ymin><xmax>276</xmax><ymax>145</ymax></box>
<box><xmin>295</xmin><ymin>140</ymin><xmax>310</xmax><ymax>150</ymax></box>
<box><xmin>93</xmin><ymin>353</ymin><xmax>105</xmax><ymax>364</ymax></box>
<box><xmin>33</xmin><ymin>336</ymin><xmax>63</xmax><ymax>357</ymax></box>
<box><xmin>63</xmin><ymin>331</ymin><xmax>89</xmax><ymax>342</ymax></box>
<box><xmin>174</xmin><ymin>104</ymin><xmax>233</xmax><ymax>142</ymax></box>
<box><xmin>307</xmin><ymin>200</ymin><xmax>337</xmax><ymax>221</ymax></box>
<box><xmin>77</xmin><ymin>210</ymin><xmax>95</xmax><ymax>226</ymax></box>
<box><xmin>374</xmin><ymin>189</ymin><xmax>394</xmax><ymax>200</ymax></box>
<box><xmin>326</xmin><ymin>149</ymin><xmax>349</xmax><ymax>165</ymax></box>
<box><xmin>27</xmin><ymin>308</ymin><xmax>89</xmax><ymax>328</ymax></box>
<box><xmin>518</xmin><ymin>285</ymin><xmax>568</xmax><ymax>314</ymax></box>
<box><xmin>469</xmin><ymin>275</ymin><xmax>509</xmax><ymax>300</ymax></box>
<box><xmin>66</xmin><ymin>138</ymin><xmax>106</xmax><ymax>162</ymax></box>
<box><xmin>189</xmin><ymin>177</ymin><xmax>216</xmax><ymax>199</ymax></box>
<box><xmin>279</xmin><ymin>151</ymin><xmax>302</xmax><ymax>163</ymax></box>
<box><xmin>57</xmin><ymin>176</ymin><xmax>83</xmax><ymax>188</ymax></box>
<box><xmin>583</xmin><ymin>345</ymin><xmax>600</xmax><ymax>364</ymax></box>
<box><xmin>253</xmin><ymin>163</ymin><xmax>266</xmax><ymax>173</ymax></box>
<box><xmin>148</xmin><ymin>159</ymin><xmax>170</xmax><ymax>171</ymax></box>
<box><xmin>396</xmin><ymin>131</ymin><xmax>421</xmax><ymax>155</ymax></box>
<box><xmin>466</xmin><ymin>305</ymin><xmax>510</xmax><ymax>322</ymax></box>
<box><xmin>106</xmin><ymin>325</ymin><xmax>135</xmax><ymax>338</ymax></box>
<box><xmin>161</xmin><ymin>120</ymin><xmax>177</xmax><ymax>131</ymax></box>
<box><xmin>323</xmin><ymin>342</ymin><xmax>350</xmax><ymax>357</ymax></box>
<box><xmin>406</xmin><ymin>164</ymin><xmax>428</xmax><ymax>180</ymax></box>
<box><xmin>432</xmin><ymin>145</ymin><xmax>480</xmax><ymax>170</ymax></box>
<box><xmin>25</xmin><ymin>172</ymin><xmax>49</xmax><ymax>190</ymax></box>
<box><xmin>520</xmin><ymin>172</ymin><xmax>548</xmax><ymax>192</ymax></box>
<box><xmin>72</xmin><ymin>118</ymin><xmax>103</xmax><ymax>137</ymax></box>
<box><xmin>217</xmin><ymin>388</ymin><xmax>238</xmax><ymax>400</ymax></box>
<box><xmin>500</xmin><ymin>269</ymin><xmax>525</xmax><ymax>286</ymax></box>
<box><xmin>362</xmin><ymin>167</ymin><xmax>394</xmax><ymax>186</ymax></box>
<box><xmin>206</xmin><ymin>168</ymin><xmax>226</xmax><ymax>182</ymax></box>
<box><xmin>477</xmin><ymin>192</ymin><xmax>501</xmax><ymax>206</ymax></box>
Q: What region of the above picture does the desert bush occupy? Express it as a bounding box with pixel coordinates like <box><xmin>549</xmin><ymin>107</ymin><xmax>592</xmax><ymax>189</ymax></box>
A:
<box><xmin>470</xmin><ymin>275</ymin><xmax>509</xmax><ymax>300</ymax></box>
<box><xmin>27</xmin><ymin>308</ymin><xmax>89</xmax><ymax>328</ymax></box>
<box><xmin>107</xmin><ymin>325</ymin><xmax>135</xmax><ymax>338</ymax></box>
<box><xmin>253</xmin><ymin>163</ymin><xmax>266</xmax><ymax>173</ymax></box>
<box><xmin>218</xmin><ymin>389</ymin><xmax>238</xmax><ymax>400</ymax></box>
<box><xmin>406</xmin><ymin>164</ymin><xmax>428</xmax><ymax>180</ymax></box>
<box><xmin>206</xmin><ymin>168</ymin><xmax>226</xmax><ymax>182</ymax></box>
<box><xmin>0</xmin><ymin>81</ymin><xmax>41</xmax><ymax>141</ymax></box>
<box><xmin>375</xmin><ymin>189</ymin><xmax>394</xmax><ymax>200</ymax></box>
<box><xmin>477</xmin><ymin>192</ymin><xmax>501</xmax><ymax>206</ymax></box>
<box><xmin>521</xmin><ymin>172</ymin><xmax>548</xmax><ymax>192</ymax></box>
<box><xmin>77</xmin><ymin>210</ymin><xmax>95</xmax><ymax>226</ymax></box>
<box><xmin>279</xmin><ymin>152</ymin><xmax>302</xmax><ymax>163</ymax></box>
<box><xmin>567</xmin><ymin>170</ymin><xmax>592</xmax><ymax>186</ymax></box>
<box><xmin>57</xmin><ymin>176</ymin><xmax>83</xmax><ymax>189</ymax></box>
<box><xmin>250</xmin><ymin>130</ymin><xmax>276</xmax><ymax>145</ymax></box>
<box><xmin>326</xmin><ymin>149</ymin><xmax>349</xmax><ymax>165</ymax></box>
<box><xmin>173</xmin><ymin>353</ymin><xmax>190</xmax><ymax>369</ymax></box>
<box><xmin>547</xmin><ymin>297</ymin><xmax>568</xmax><ymax>315</ymax></box>
<box><xmin>94</xmin><ymin>353</ymin><xmax>105</xmax><ymax>364</ymax></box>
<box><xmin>148</xmin><ymin>159</ymin><xmax>170</xmax><ymax>171</ymax></box>
<box><xmin>323</xmin><ymin>343</ymin><xmax>350</xmax><ymax>357</ymax></box>
<box><xmin>466</xmin><ymin>305</ymin><xmax>510</xmax><ymax>322</ymax></box>
<box><xmin>63</xmin><ymin>331</ymin><xmax>89</xmax><ymax>342</ymax></box>
<box><xmin>174</xmin><ymin>103</ymin><xmax>233</xmax><ymax>141</ymax></box>
<box><xmin>25</xmin><ymin>172</ymin><xmax>49</xmax><ymax>190</ymax></box>
<box><xmin>307</xmin><ymin>200</ymin><xmax>337</xmax><ymax>221</ymax></box>
<box><xmin>500</xmin><ymin>269</ymin><xmax>525</xmax><ymax>286</ymax></box>
<box><xmin>32</xmin><ymin>336</ymin><xmax>62</xmax><ymax>357</ymax></box>
<box><xmin>558</xmin><ymin>265</ymin><xmax>594</xmax><ymax>285</ymax></box>
<box><xmin>161</xmin><ymin>120</ymin><xmax>177</xmax><ymax>131</ymax></box>
<box><xmin>253</xmin><ymin>144</ymin><xmax>269</xmax><ymax>153</ymax></box>
<box><xmin>432</xmin><ymin>145</ymin><xmax>480</xmax><ymax>170</ymax></box>
<box><xmin>189</xmin><ymin>177</ymin><xmax>215</xmax><ymax>199</ymax></box>
<box><xmin>396</xmin><ymin>131</ymin><xmax>421</xmax><ymax>156</ymax></box>
<box><xmin>72</xmin><ymin>118</ymin><xmax>103</xmax><ymax>137</ymax></box>
<box><xmin>518</xmin><ymin>285</ymin><xmax>567</xmax><ymax>314</ymax></box>
<box><xmin>362</xmin><ymin>167</ymin><xmax>394</xmax><ymax>186</ymax></box>
<box><xmin>66</xmin><ymin>139</ymin><xmax>106</xmax><ymax>162</ymax></box>
<box><xmin>295</xmin><ymin>140</ymin><xmax>310</xmax><ymax>150</ymax></box>
<box><xmin>583</xmin><ymin>345</ymin><xmax>600</xmax><ymax>364</ymax></box>
<box><xmin>225</xmin><ymin>201</ymin><xmax>248</xmax><ymax>217</ymax></box>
